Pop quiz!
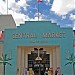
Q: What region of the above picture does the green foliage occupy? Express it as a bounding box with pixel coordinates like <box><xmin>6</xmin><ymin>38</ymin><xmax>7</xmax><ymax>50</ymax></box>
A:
<box><xmin>0</xmin><ymin>53</ymin><xmax>12</xmax><ymax>66</ymax></box>
<box><xmin>65</xmin><ymin>53</ymin><xmax>75</xmax><ymax>75</ymax></box>
<box><xmin>65</xmin><ymin>53</ymin><xmax>75</xmax><ymax>66</ymax></box>
<box><xmin>0</xmin><ymin>53</ymin><xmax>12</xmax><ymax>75</ymax></box>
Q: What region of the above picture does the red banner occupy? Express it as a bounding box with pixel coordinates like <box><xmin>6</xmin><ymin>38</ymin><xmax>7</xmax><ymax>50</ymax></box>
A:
<box><xmin>37</xmin><ymin>0</ymin><xmax>42</xmax><ymax>2</ymax></box>
<box><xmin>0</xmin><ymin>31</ymin><xmax>4</xmax><ymax>40</ymax></box>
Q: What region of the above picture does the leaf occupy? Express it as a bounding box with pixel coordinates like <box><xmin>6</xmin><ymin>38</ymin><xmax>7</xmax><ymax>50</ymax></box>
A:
<box><xmin>5</xmin><ymin>54</ymin><xmax>7</xmax><ymax>58</ymax></box>
<box><xmin>2</xmin><ymin>53</ymin><xmax>4</xmax><ymax>59</ymax></box>
<box><xmin>65</xmin><ymin>62</ymin><xmax>72</xmax><ymax>66</ymax></box>
<box><xmin>66</xmin><ymin>58</ymin><xmax>70</xmax><ymax>60</ymax></box>
<box><xmin>0</xmin><ymin>57</ymin><xmax>3</xmax><ymax>60</ymax></box>
<box><xmin>73</xmin><ymin>62</ymin><xmax>75</xmax><ymax>64</ymax></box>
<box><xmin>0</xmin><ymin>61</ymin><xmax>3</xmax><ymax>63</ymax></box>
<box><xmin>0</xmin><ymin>62</ymin><xmax>3</xmax><ymax>64</ymax></box>
<box><xmin>7</xmin><ymin>62</ymin><xmax>12</xmax><ymax>66</ymax></box>
<box><xmin>5</xmin><ymin>58</ymin><xmax>12</xmax><ymax>61</ymax></box>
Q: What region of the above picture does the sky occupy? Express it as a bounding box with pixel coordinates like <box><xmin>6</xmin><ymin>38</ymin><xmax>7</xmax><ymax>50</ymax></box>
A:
<box><xmin>0</xmin><ymin>0</ymin><xmax>75</xmax><ymax>29</ymax></box>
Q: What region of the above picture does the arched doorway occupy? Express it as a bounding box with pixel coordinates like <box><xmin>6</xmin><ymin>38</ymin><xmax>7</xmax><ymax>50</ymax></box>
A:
<box><xmin>28</xmin><ymin>48</ymin><xmax>50</xmax><ymax>74</ymax></box>
<box><xmin>17</xmin><ymin>46</ymin><xmax>60</xmax><ymax>75</ymax></box>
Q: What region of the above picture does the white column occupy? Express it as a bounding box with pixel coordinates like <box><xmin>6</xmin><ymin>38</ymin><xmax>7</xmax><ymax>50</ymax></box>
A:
<box><xmin>20</xmin><ymin>47</ymin><xmax>23</xmax><ymax>75</ymax></box>
<box><xmin>17</xmin><ymin>47</ymin><xmax>22</xmax><ymax>75</ymax></box>
<box><xmin>21</xmin><ymin>47</ymin><xmax>25</xmax><ymax>75</ymax></box>
<box><xmin>25</xmin><ymin>48</ymin><xmax>28</xmax><ymax>68</ymax></box>
<box><xmin>50</xmin><ymin>49</ymin><xmax>53</xmax><ymax>68</ymax></box>
<box><xmin>53</xmin><ymin>47</ymin><xmax>57</xmax><ymax>70</ymax></box>
<box><xmin>24</xmin><ymin>49</ymin><xmax>25</xmax><ymax>68</ymax></box>
<box><xmin>55</xmin><ymin>47</ymin><xmax>57</xmax><ymax>67</ymax></box>
<box><xmin>56</xmin><ymin>47</ymin><xmax>60</xmax><ymax>67</ymax></box>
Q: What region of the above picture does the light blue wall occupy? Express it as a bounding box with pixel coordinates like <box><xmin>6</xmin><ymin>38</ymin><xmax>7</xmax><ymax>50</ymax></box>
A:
<box><xmin>3</xmin><ymin>21</ymin><xmax>74</xmax><ymax>75</ymax></box>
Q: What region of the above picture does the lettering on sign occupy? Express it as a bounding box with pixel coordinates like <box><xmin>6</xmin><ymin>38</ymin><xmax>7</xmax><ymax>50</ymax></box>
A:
<box><xmin>12</xmin><ymin>32</ymin><xmax>66</xmax><ymax>39</ymax></box>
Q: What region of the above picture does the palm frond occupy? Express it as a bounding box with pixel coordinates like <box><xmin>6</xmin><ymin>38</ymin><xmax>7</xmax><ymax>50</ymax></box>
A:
<box><xmin>0</xmin><ymin>62</ymin><xmax>3</xmax><ymax>64</ymax></box>
<box><xmin>0</xmin><ymin>57</ymin><xmax>3</xmax><ymax>61</ymax></box>
<box><xmin>73</xmin><ymin>62</ymin><xmax>75</xmax><ymax>64</ymax></box>
<box><xmin>7</xmin><ymin>62</ymin><xmax>12</xmax><ymax>66</ymax></box>
<box><xmin>66</xmin><ymin>57</ymin><xmax>70</xmax><ymax>60</ymax></box>
<box><xmin>6</xmin><ymin>58</ymin><xmax>12</xmax><ymax>61</ymax></box>
<box><xmin>65</xmin><ymin>62</ymin><xmax>72</xmax><ymax>66</ymax></box>
<box><xmin>2</xmin><ymin>53</ymin><xmax>4</xmax><ymax>59</ymax></box>
<box><xmin>0</xmin><ymin>61</ymin><xmax>3</xmax><ymax>63</ymax></box>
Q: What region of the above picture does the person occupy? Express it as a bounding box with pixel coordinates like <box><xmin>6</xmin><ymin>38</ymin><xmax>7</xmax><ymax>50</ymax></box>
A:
<box><xmin>55</xmin><ymin>69</ymin><xmax>58</xmax><ymax>75</ymax></box>
<box><xmin>33</xmin><ymin>64</ymin><xmax>39</xmax><ymax>75</ymax></box>
<box><xmin>44</xmin><ymin>68</ymin><xmax>48</xmax><ymax>75</ymax></box>
<box><xmin>57</xmin><ymin>67</ymin><xmax>60</xmax><ymax>75</ymax></box>
<box><xmin>27</xmin><ymin>69</ymin><xmax>29</xmax><ymax>75</ymax></box>
<box><xmin>40</xmin><ymin>64</ymin><xmax>44</xmax><ymax>75</ymax></box>
<box><xmin>29</xmin><ymin>68</ymin><xmax>34</xmax><ymax>75</ymax></box>
<box><xmin>24</xmin><ymin>68</ymin><xmax>27</xmax><ymax>75</ymax></box>
<box><xmin>48</xmin><ymin>69</ymin><xmax>50</xmax><ymax>75</ymax></box>
<box><xmin>49</xmin><ymin>67</ymin><xmax>53</xmax><ymax>75</ymax></box>
<box><xmin>16</xmin><ymin>68</ymin><xmax>19</xmax><ymax>75</ymax></box>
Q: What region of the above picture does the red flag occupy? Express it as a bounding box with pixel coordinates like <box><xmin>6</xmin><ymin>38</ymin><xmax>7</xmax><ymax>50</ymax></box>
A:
<box><xmin>0</xmin><ymin>31</ymin><xmax>4</xmax><ymax>40</ymax></box>
<box><xmin>37</xmin><ymin>0</ymin><xmax>42</xmax><ymax>2</ymax></box>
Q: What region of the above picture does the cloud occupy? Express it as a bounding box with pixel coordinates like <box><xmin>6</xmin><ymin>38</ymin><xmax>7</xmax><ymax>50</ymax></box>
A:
<box><xmin>0</xmin><ymin>0</ymin><xmax>29</xmax><ymax>26</ymax></box>
<box><xmin>17</xmin><ymin>0</ymin><xmax>26</xmax><ymax>7</ymax></box>
<box><xmin>44</xmin><ymin>0</ymin><xmax>51</xmax><ymax>6</ymax></box>
<box><xmin>47</xmin><ymin>0</ymin><xmax>50</xmax><ymax>3</ymax></box>
<box><xmin>51</xmin><ymin>0</ymin><xmax>75</xmax><ymax>15</ymax></box>
<box><xmin>29</xmin><ymin>13</ymin><xmax>47</xmax><ymax>21</ymax></box>
<box><xmin>0</xmin><ymin>0</ymin><xmax>7</xmax><ymax>14</ymax></box>
<box><xmin>0</xmin><ymin>0</ymin><xmax>74</xmax><ymax>28</ymax></box>
<box><xmin>8</xmin><ymin>9</ymin><xmax>31</xmax><ymax>26</ymax></box>
<box><xmin>17</xmin><ymin>0</ymin><xmax>29</xmax><ymax>11</ymax></box>
<box><xmin>9</xmin><ymin>2</ymin><xmax>20</xmax><ymax>12</ymax></box>
<box><xmin>61</xmin><ymin>15</ymin><xmax>66</xmax><ymax>20</ymax></box>
<box><xmin>50</xmin><ymin>19</ymin><xmax>56</xmax><ymax>23</ymax></box>
<box><xmin>70</xmin><ymin>14</ymin><xmax>75</xmax><ymax>20</ymax></box>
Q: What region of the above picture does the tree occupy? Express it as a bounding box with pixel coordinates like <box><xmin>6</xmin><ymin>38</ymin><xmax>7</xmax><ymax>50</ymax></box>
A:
<box><xmin>0</xmin><ymin>53</ymin><xmax>12</xmax><ymax>75</ymax></box>
<box><xmin>65</xmin><ymin>53</ymin><xmax>75</xmax><ymax>75</ymax></box>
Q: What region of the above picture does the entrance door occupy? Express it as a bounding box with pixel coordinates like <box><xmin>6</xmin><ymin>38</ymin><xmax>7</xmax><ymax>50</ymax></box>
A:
<box><xmin>28</xmin><ymin>48</ymin><xmax>50</xmax><ymax>70</ymax></box>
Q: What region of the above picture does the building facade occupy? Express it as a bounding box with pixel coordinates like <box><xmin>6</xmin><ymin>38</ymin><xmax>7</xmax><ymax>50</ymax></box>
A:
<box><xmin>0</xmin><ymin>15</ymin><xmax>16</xmax><ymax>75</ymax></box>
<box><xmin>0</xmin><ymin>21</ymin><xmax>74</xmax><ymax>75</ymax></box>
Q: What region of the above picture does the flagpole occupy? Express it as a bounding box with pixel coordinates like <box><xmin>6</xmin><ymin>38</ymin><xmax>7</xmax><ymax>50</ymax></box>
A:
<box><xmin>7</xmin><ymin>0</ymin><xmax>8</xmax><ymax>14</ymax></box>
<box><xmin>37</xmin><ymin>1</ymin><xmax>39</xmax><ymax>21</ymax></box>
<box><xmin>74</xmin><ymin>22</ymin><xmax>75</xmax><ymax>56</ymax></box>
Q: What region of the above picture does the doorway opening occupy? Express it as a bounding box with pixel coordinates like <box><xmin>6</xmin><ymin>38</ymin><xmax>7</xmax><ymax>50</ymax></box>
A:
<box><xmin>17</xmin><ymin>46</ymin><xmax>60</xmax><ymax>75</ymax></box>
